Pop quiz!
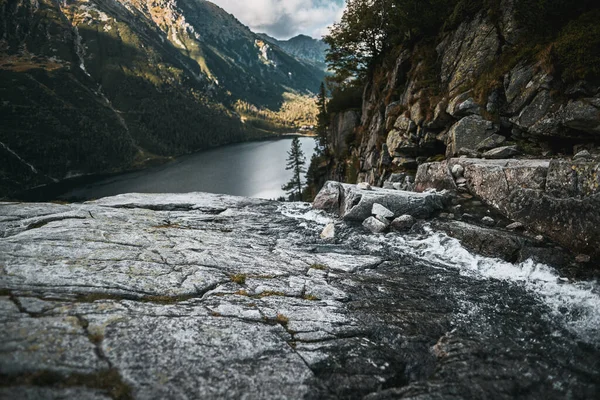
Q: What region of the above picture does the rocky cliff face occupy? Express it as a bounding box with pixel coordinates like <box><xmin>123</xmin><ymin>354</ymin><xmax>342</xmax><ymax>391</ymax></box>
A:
<box><xmin>0</xmin><ymin>0</ymin><xmax>325</xmax><ymax>198</ymax></box>
<box><xmin>319</xmin><ymin>2</ymin><xmax>600</xmax><ymax>259</ymax></box>
<box><xmin>329</xmin><ymin>1</ymin><xmax>599</xmax><ymax>186</ymax></box>
<box><xmin>259</xmin><ymin>33</ymin><xmax>329</xmax><ymax>71</ymax></box>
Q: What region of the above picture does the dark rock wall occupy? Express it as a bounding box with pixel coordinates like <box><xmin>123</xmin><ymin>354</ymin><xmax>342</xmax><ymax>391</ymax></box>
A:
<box><xmin>327</xmin><ymin>1</ymin><xmax>600</xmax><ymax>187</ymax></box>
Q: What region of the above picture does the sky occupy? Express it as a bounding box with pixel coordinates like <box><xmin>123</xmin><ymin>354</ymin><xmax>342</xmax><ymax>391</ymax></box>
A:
<box><xmin>209</xmin><ymin>0</ymin><xmax>346</xmax><ymax>40</ymax></box>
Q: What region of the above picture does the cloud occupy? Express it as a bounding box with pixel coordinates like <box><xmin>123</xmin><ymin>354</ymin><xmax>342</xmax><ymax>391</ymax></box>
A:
<box><xmin>209</xmin><ymin>0</ymin><xmax>345</xmax><ymax>39</ymax></box>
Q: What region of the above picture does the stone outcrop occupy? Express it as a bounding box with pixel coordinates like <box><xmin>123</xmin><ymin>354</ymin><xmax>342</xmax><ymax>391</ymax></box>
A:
<box><xmin>415</xmin><ymin>158</ymin><xmax>600</xmax><ymax>260</ymax></box>
<box><xmin>324</xmin><ymin>3</ymin><xmax>600</xmax><ymax>188</ymax></box>
<box><xmin>313</xmin><ymin>181</ymin><xmax>449</xmax><ymax>221</ymax></box>
<box><xmin>2</xmin><ymin>191</ymin><xmax>600</xmax><ymax>398</ymax></box>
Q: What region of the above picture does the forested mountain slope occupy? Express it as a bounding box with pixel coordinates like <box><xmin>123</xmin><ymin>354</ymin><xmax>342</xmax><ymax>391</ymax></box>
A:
<box><xmin>0</xmin><ymin>0</ymin><xmax>324</xmax><ymax>197</ymax></box>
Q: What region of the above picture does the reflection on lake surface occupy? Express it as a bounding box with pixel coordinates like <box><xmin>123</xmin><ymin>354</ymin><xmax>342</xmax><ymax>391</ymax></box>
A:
<box><xmin>60</xmin><ymin>137</ymin><xmax>316</xmax><ymax>201</ymax></box>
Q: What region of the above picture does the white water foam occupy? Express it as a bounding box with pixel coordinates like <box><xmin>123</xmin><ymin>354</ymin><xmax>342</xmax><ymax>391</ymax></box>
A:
<box><xmin>281</xmin><ymin>206</ymin><xmax>600</xmax><ymax>343</ymax></box>
<box><xmin>279</xmin><ymin>203</ymin><xmax>333</xmax><ymax>228</ymax></box>
<box><xmin>386</xmin><ymin>227</ymin><xmax>600</xmax><ymax>344</ymax></box>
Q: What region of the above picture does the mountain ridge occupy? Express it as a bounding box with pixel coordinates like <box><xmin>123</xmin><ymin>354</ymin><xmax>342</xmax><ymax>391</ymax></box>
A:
<box><xmin>258</xmin><ymin>32</ymin><xmax>329</xmax><ymax>71</ymax></box>
<box><xmin>0</xmin><ymin>0</ymin><xmax>325</xmax><ymax>198</ymax></box>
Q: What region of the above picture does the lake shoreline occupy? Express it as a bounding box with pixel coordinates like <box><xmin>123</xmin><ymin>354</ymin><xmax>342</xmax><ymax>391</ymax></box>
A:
<box><xmin>10</xmin><ymin>135</ymin><xmax>317</xmax><ymax>203</ymax></box>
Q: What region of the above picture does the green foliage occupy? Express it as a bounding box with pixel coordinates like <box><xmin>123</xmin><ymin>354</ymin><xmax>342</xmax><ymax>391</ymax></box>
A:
<box><xmin>282</xmin><ymin>137</ymin><xmax>307</xmax><ymax>201</ymax></box>
<box><xmin>324</xmin><ymin>0</ymin><xmax>458</xmax><ymax>80</ymax></box>
<box><xmin>553</xmin><ymin>9</ymin><xmax>600</xmax><ymax>82</ymax></box>
<box><xmin>327</xmin><ymin>83</ymin><xmax>363</xmax><ymax>114</ymax></box>
<box><xmin>316</xmin><ymin>82</ymin><xmax>328</xmax><ymax>147</ymax></box>
<box><xmin>514</xmin><ymin>0</ymin><xmax>597</xmax><ymax>37</ymax></box>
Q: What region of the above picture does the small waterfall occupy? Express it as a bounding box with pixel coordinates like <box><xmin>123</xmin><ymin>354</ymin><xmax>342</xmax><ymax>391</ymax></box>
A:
<box><xmin>73</xmin><ymin>26</ymin><xmax>91</xmax><ymax>77</ymax></box>
<box><xmin>0</xmin><ymin>141</ymin><xmax>39</xmax><ymax>174</ymax></box>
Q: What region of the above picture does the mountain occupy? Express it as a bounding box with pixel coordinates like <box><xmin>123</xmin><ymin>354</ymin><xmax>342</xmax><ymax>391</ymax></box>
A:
<box><xmin>259</xmin><ymin>33</ymin><xmax>329</xmax><ymax>71</ymax></box>
<box><xmin>0</xmin><ymin>0</ymin><xmax>325</xmax><ymax>197</ymax></box>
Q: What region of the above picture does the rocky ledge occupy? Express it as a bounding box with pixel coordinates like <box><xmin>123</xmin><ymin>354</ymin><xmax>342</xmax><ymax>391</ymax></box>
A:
<box><xmin>1</xmin><ymin>191</ymin><xmax>599</xmax><ymax>399</ymax></box>
<box><xmin>414</xmin><ymin>156</ymin><xmax>600</xmax><ymax>262</ymax></box>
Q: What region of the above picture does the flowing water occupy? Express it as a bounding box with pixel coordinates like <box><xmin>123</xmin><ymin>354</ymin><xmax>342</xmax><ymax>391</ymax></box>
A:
<box><xmin>281</xmin><ymin>204</ymin><xmax>600</xmax><ymax>398</ymax></box>
<box><xmin>57</xmin><ymin>136</ymin><xmax>316</xmax><ymax>201</ymax></box>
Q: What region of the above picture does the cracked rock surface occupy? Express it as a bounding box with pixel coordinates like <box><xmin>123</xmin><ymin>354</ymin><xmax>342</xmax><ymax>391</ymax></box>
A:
<box><xmin>1</xmin><ymin>192</ymin><xmax>599</xmax><ymax>399</ymax></box>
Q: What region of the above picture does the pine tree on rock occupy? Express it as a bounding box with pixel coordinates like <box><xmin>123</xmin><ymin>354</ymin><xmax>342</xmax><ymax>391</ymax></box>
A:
<box><xmin>282</xmin><ymin>137</ymin><xmax>307</xmax><ymax>201</ymax></box>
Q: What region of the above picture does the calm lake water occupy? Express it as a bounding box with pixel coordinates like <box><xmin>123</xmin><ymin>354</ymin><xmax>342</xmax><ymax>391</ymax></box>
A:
<box><xmin>59</xmin><ymin>137</ymin><xmax>316</xmax><ymax>201</ymax></box>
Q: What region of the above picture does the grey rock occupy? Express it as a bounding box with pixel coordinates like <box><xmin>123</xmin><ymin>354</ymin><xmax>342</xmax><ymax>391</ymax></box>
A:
<box><xmin>415</xmin><ymin>162</ymin><xmax>458</xmax><ymax>192</ymax></box>
<box><xmin>372</xmin><ymin>203</ymin><xmax>395</xmax><ymax>220</ymax></box>
<box><xmin>392</xmin><ymin>157</ymin><xmax>418</xmax><ymax>169</ymax></box>
<box><xmin>529</xmin><ymin>99</ymin><xmax>600</xmax><ymax>137</ymax></box>
<box><xmin>0</xmin><ymin>191</ymin><xmax>598</xmax><ymax>398</ymax></box>
<box><xmin>438</xmin><ymin>14</ymin><xmax>500</xmax><ymax>94</ymax></box>
<box><xmin>512</xmin><ymin>90</ymin><xmax>553</xmax><ymax>129</ymax></box>
<box><xmin>327</xmin><ymin>111</ymin><xmax>360</xmax><ymax>157</ymax></box>
<box><xmin>363</xmin><ymin>216</ymin><xmax>389</xmax><ymax>233</ymax></box>
<box><xmin>451</xmin><ymin>164</ymin><xmax>465</xmax><ymax>178</ymax></box>
<box><xmin>482</xmin><ymin>145</ymin><xmax>519</xmax><ymax>159</ymax></box>
<box><xmin>476</xmin><ymin>134</ymin><xmax>507</xmax><ymax>152</ymax></box>
<box><xmin>313</xmin><ymin>181</ymin><xmax>449</xmax><ymax>221</ymax></box>
<box><xmin>388</xmin><ymin>173</ymin><xmax>407</xmax><ymax>183</ymax></box>
<box><xmin>482</xmin><ymin>216</ymin><xmax>495</xmax><ymax>227</ymax></box>
<box><xmin>391</xmin><ymin>215</ymin><xmax>416</xmax><ymax>231</ymax></box>
<box><xmin>357</xmin><ymin>182</ymin><xmax>373</xmax><ymax>191</ymax></box>
<box><xmin>506</xmin><ymin>222</ymin><xmax>524</xmax><ymax>231</ymax></box>
<box><xmin>416</xmin><ymin>158</ymin><xmax>600</xmax><ymax>258</ymax></box>
<box><xmin>447</xmin><ymin>116</ymin><xmax>499</xmax><ymax>157</ymax></box>
<box><xmin>574</xmin><ymin>150</ymin><xmax>592</xmax><ymax>160</ymax></box>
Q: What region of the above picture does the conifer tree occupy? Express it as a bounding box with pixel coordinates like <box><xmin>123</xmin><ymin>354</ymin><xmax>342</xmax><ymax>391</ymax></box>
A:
<box><xmin>282</xmin><ymin>137</ymin><xmax>306</xmax><ymax>201</ymax></box>
<box><xmin>315</xmin><ymin>82</ymin><xmax>328</xmax><ymax>149</ymax></box>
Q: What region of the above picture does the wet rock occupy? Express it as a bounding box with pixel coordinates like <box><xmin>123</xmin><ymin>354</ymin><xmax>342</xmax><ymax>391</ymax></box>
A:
<box><xmin>391</xmin><ymin>215</ymin><xmax>416</xmax><ymax>231</ymax></box>
<box><xmin>482</xmin><ymin>145</ymin><xmax>519</xmax><ymax>159</ymax></box>
<box><xmin>313</xmin><ymin>181</ymin><xmax>449</xmax><ymax>221</ymax></box>
<box><xmin>372</xmin><ymin>203</ymin><xmax>395</xmax><ymax>220</ymax></box>
<box><xmin>1</xmin><ymin>192</ymin><xmax>599</xmax><ymax>398</ymax></box>
<box><xmin>363</xmin><ymin>216</ymin><xmax>389</xmax><ymax>233</ymax></box>
<box><xmin>415</xmin><ymin>158</ymin><xmax>600</xmax><ymax>259</ymax></box>
<box><xmin>430</xmin><ymin>220</ymin><xmax>568</xmax><ymax>265</ymax></box>
<box><xmin>357</xmin><ymin>182</ymin><xmax>372</xmax><ymax>190</ymax></box>
<box><xmin>447</xmin><ymin>116</ymin><xmax>499</xmax><ymax>157</ymax></box>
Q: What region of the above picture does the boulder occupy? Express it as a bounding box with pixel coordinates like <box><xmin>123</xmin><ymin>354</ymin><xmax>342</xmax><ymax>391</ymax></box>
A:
<box><xmin>415</xmin><ymin>158</ymin><xmax>600</xmax><ymax>259</ymax></box>
<box><xmin>313</xmin><ymin>181</ymin><xmax>449</xmax><ymax>221</ymax></box>
<box><xmin>482</xmin><ymin>145</ymin><xmax>519</xmax><ymax>159</ymax></box>
<box><xmin>363</xmin><ymin>216</ymin><xmax>389</xmax><ymax>233</ymax></box>
<box><xmin>447</xmin><ymin>116</ymin><xmax>499</xmax><ymax>157</ymax></box>
<box><xmin>415</xmin><ymin>162</ymin><xmax>458</xmax><ymax>192</ymax></box>
<box><xmin>430</xmin><ymin>220</ymin><xmax>572</xmax><ymax>266</ymax></box>
<box><xmin>372</xmin><ymin>203</ymin><xmax>395</xmax><ymax>220</ymax></box>
<box><xmin>476</xmin><ymin>134</ymin><xmax>507</xmax><ymax>152</ymax></box>
<box><xmin>391</xmin><ymin>215</ymin><xmax>416</xmax><ymax>231</ymax></box>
